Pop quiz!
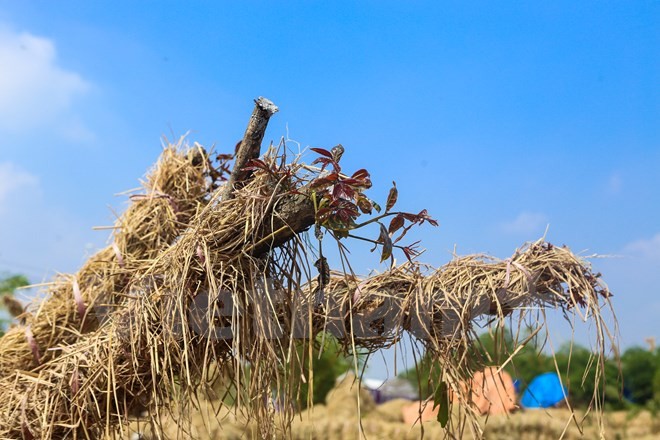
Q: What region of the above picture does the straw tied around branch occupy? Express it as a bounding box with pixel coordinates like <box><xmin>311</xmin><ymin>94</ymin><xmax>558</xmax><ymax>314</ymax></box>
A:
<box><xmin>86</xmin><ymin>277</ymin><xmax>468</xmax><ymax>341</ymax></box>
<box><xmin>0</xmin><ymin>98</ymin><xmax>615</xmax><ymax>440</ymax></box>
<box><xmin>84</xmin><ymin>239</ymin><xmax>604</xmax><ymax>346</ymax></box>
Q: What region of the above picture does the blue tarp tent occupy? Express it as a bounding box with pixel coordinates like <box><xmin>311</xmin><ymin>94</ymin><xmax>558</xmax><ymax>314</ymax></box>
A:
<box><xmin>520</xmin><ymin>372</ymin><xmax>566</xmax><ymax>408</ymax></box>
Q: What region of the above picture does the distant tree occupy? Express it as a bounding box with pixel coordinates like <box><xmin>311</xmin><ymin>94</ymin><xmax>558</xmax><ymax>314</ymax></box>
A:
<box><xmin>399</xmin><ymin>351</ymin><xmax>436</xmax><ymax>399</ymax></box>
<box><xmin>0</xmin><ymin>273</ymin><xmax>29</xmax><ymax>336</ymax></box>
<box><xmin>473</xmin><ymin>327</ymin><xmax>553</xmax><ymax>387</ymax></box>
<box><xmin>0</xmin><ymin>274</ymin><xmax>29</xmax><ymax>295</ymax></box>
<box><xmin>553</xmin><ymin>343</ymin><xmax>622</xmax><ymax>409</ymax></box>
<box><xmin>653</xmin><ymin>355</ymin><xmax>660</xmax><ymax>406</ymax></box>
<box><xmin>621</xmin><ymin>346</ymin><xmax>659</xmax><ymax>405</ymax></box>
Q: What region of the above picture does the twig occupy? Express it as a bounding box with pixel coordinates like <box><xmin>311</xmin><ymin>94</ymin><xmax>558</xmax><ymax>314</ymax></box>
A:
<box><xmin>222</xmin><ymin>97</ymin><xmax>279</xmax><ymax>201</ymax></box>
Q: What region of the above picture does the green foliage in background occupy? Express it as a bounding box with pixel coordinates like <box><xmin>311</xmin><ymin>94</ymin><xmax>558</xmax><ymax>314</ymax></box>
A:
<box><xmin>0</xmin><ymin>273</ymin><xmax>29</xmax><ymax>336</ymax></box>
<box><xmin>401</xmin><ymin>327</ymin><xmax>659</xmax><ymax>410</ymax></box>
<box><xmin>553</xmin><ymin>343</ymin><xmax>623</xmax><ymax>409</ymax></box>
<box><xmin>621</xmin><ymin>346</ymin><xmax>660</xmax><ymax>405</ymax></box>
<box><xmin>654</xmin><ymin>365</ymin><xmax>660</xmax><ymax>406</ymax></box>
<box><xmin>399</xmin><ymin>353</ymin><xmax>436</xmax><ymax>400</ymax></box>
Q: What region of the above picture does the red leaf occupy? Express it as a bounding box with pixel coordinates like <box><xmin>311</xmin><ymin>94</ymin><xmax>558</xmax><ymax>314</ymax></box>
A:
<box><xmin>388</xmin><ymin>214</ymin><xmax>405</xmax><ymax>235</ymax></box>
<box><xmin>400</xmin><ymin>241</ymin><xmax>421</xmax><ymax>262</ymax></box>
<box><xmin>334</xmin><ymin>201</ymin><xmax>359</xmax><ymax>221</ymax></box>
<box><xmin>350</xmin><ymin>169</ymin><xmax>372</xmax><ymax>189</ymax></box>
<box><xmin>316</xmin><ymin>207</ymin><xmax>332</xmax><ymax>222</ymax></box>
<box><xmin>310</xmin><ymin>172</ymin><xmax>339</xmax><ymax>189</ymax></box>
<box><xmin>311</xmin><ymin>157</ymin><xmax>333</xmax><ymax>167</ymax></box>
<box><xmin>331</xmin><ymin>144</ymin><xmax>344</xmax><ymax>162</ymax></box>
<box><xmin>341</xmin><ymin>179</ymin><xmax>371</xmax><ymax>190</ymax></box>
<box><xmin>401</xmin><ymin>212</ymin><xmax>418</xmax><ymax>222</ymax></box>
<box><xmin>417</xmin><ymin>209</ymin><xmax>439</xmax><ymax>226</ymax></box>
<box><xmin>312</xmin><ymin>156</ymin><xmax>338</xmax><ymax>172</ymax></box>
<box><xmin>310</xmin><ymin>147</ymin><xmax>333</xmax><ymax>158</ymax></box>
<box><xmin>393</xmin><ymin>224</ymin><xmax>414</xmax><ymax>244</ymax></box>
<box><xmin>386</xmin><ymin>182</ymin><xmax>398</xmax><ymax>212</ymax></box>
<box><xmin>332</xmin><ymin>183</ymin><xmax>355</xmax><ymax>200</ymax></box>
<box><xmin>243</xmin><ymin>159</ymin><xmax>270</xmax><ymax>172</ymax></box>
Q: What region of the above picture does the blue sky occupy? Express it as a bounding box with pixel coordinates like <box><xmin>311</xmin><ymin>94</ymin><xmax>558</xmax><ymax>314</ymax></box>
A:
<box><xmin>0</xmin><ymin>1</ymin><xmax>657</xmax><ymax>378</ymax></box>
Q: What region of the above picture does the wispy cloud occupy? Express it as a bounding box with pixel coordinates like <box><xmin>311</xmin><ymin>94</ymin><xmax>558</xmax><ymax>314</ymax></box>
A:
<box><xmin>623</xmin><ymin>233</ymin><xmax>660</xmax><ymax>261</ymax></box>
<box><xmin>0</xmin><ymin>161</ymin><xmax>39</xmax><ymax>208</ymax></box>
<box><xmin>606</xmin><ymin>172</ymin><xmax>623</xmax><ymax>195</ymax></box>
<box><xmin>0</xmin><ymin>162</ymin><xmax>102</xmax><ymax>278</ymax></box>
<box><xmin>0</xmin><ymin>26</ymin><xmax>93</xmax><ymax>141</ymax></box>
<box><xmin>500</xmin><ymin>211</ymin><xmax>548</xmax><ymax>235</ymax></box>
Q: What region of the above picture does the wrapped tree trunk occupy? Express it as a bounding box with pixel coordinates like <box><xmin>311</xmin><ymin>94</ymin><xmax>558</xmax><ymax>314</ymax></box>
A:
<box><xmin>0</xmin><ymin>98</ymin><xmax>615</xmax><ymax>440</ymax></box>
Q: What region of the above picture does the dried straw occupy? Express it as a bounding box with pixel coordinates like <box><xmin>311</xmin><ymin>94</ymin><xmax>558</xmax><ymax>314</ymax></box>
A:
<box><xmin>0</xmin><ymin>138</ymin><xmax>615</xmax><ymax>439</ymax></box>
<box><xmin>0</xmin><ymin>140</ymin><xmax>217</xmax><ymax>377</ymax></box>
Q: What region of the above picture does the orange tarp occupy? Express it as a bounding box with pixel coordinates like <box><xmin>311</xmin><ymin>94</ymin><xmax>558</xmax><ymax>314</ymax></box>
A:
<box><xmin>468</xmin><ymin>367</ymin><xmax>517</xmax><ymax>415</ymax></box>
<box><xmin>402</xmin><ymin>367</ymin><xmax>517</xmax><ymax>425</ymax></box>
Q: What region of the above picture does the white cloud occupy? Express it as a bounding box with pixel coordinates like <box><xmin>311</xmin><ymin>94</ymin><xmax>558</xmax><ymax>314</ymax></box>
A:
<box><xmin>0</xmin><ymin>161</ymin><xmax>39</xmax><ymax>207</ymax></box>
<box><xmin>0</xmin><ymin>26</ymin><xmax>93</xmax><ymax>140</ymax></box>
<box><xmin>0</xmin><ymin>161</ymin><xmax>104</xmax><ymax>279</ymax></box>
<box><xmin>624</xmin><ymin>233</ymin><xmax>660</xmax><ymax>261</ymax></box>
<box><xmin>500</xmin><ymin>211</ymin><xmax>548</xmax><ymax>235</ymax></box>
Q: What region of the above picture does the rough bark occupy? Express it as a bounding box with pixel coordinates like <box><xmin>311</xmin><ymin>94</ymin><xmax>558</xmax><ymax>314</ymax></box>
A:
<box><xmin>253</xmin><ymin>192</ymin><xmax>316</xmax><ymax>256</ymax></box>
<box><xmin>222</xmin><ymin>97</ymin><xmax>279</xmax><ymax>201</ymax></box>
<box><xmin>217</xmin><ymin>96</ymin><xmax>315</xmax><ymax>257</ymax></box>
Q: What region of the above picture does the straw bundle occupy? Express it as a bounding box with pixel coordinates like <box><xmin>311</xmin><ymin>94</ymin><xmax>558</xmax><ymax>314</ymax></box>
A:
<box><xmin>324</xmin><ymin>372</ymin><xmax>376</xmax><ymax>418</ymax></box>
<box><xmin>0</xmin><ymin>161</ymin><xmax>318</xmax><ymax>438</ymax></box>
<box><xmin>0</xmin><ymin>233</ymin><xmax>610</xmax><ymax>438</ymax></box>
<box><xmin>0</xmin><ymin>141</ymin><xmax>218</xmax><ymax>377</ymax></box>
<box><xmin>303</xmin><ymin>241</ymin><xmax>611</xmax><ymax>436</ymax></box>
<box><xmin>368</xmin><ymin>398</ymin><xmax>408</xmax><ymax>423</ymax></box>
<box><xmin>0</xmin><ymin>98</ymin><xmax>615</xmax><ymax>439</ymax></box>
<box><xmin>127</xmin><ymin>401</ymin><xmax>255</xmax><ymax>440</ymax></box>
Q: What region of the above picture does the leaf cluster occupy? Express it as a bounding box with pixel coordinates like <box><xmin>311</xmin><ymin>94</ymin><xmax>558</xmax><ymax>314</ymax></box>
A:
<box><xmin>308</xmin><ymin>146</ymin><xmax>438</xmax><ymax>263</ymax></box>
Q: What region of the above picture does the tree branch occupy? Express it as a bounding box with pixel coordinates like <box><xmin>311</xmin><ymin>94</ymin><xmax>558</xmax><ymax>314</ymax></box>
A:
<box><xmin>252</xmin><ymin>192</ymin><xmax>316</xmax><ymax>256</ymax></box>
<box><xmin>222</xmin><ymin>97</ymin><xmax>279</xmax><ymax>201</ymax></box>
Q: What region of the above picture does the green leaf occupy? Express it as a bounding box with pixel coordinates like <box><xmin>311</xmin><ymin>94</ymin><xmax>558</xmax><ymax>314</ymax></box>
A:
<box><xmin>436</xmin><ymin>381</ymin><xmax>449</xmax><ymax>427</ymax></box>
